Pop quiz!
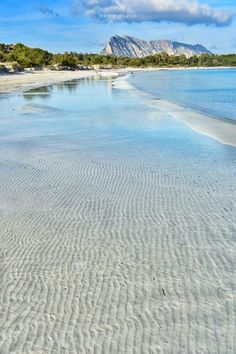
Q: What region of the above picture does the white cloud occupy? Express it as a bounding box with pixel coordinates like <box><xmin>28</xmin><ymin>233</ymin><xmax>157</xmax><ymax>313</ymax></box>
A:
<box><xmin>74</xmin><ymin>0</ymin><xmax>232</xmax><ymax>26</ymax></box>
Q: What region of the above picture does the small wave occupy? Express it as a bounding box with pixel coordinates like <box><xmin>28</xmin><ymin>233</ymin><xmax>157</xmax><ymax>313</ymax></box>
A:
<box><xmin>112</xmin><ymin>75</ymin><xmax>135</xmax><ymax>91</ymax></box>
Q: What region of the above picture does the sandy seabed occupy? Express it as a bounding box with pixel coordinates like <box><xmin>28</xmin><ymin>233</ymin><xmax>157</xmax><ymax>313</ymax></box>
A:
<box><xmin>0</xmin><ymin>74</ymin><xmax>235</xmax><ymax>354</ymax></box>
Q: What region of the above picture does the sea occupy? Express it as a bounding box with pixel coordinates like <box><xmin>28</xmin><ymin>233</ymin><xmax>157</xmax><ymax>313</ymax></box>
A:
<box><xmin>129</xmin><ymin>68</ymin><xmax>236</xmax><ymax>122</ymax></box>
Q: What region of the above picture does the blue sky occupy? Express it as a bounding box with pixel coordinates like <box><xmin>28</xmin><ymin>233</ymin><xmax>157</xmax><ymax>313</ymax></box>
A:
<box><xmin>0</xmin><ymin>0</ymin><xmax>235</xmax><ymax>53</ymax></box>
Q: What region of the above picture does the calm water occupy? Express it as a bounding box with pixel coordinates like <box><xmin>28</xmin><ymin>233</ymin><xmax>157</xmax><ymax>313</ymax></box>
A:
<box><xmin>129</xmin><ymin>69</ymin><xmax>236</xmax><ymax>122</ymax></box>
<box><xmin>0</xmin><ymin>75</ymin><xmax>235</xmax><ymax>188</ymax></box>
<box><xmin>0</xmin><ymin>75</ymin><xmax>235</xmax><ymax>157</ymax></box>
<box><xmin>0</xmin><ymin>77</ymin><xmax>179</xmax><ymax>146</ymax></box>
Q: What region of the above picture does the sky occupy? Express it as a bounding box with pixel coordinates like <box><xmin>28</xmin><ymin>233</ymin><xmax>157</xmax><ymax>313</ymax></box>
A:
<box><xmin>0</xmin><ymin>0</ymin><xmax>235</xmax><ymax>54</ymax></box>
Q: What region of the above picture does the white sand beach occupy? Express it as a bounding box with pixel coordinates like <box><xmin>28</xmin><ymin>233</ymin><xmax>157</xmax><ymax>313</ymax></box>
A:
<box><xmin>0</xmin><ymin>67</ymin><xmax>233</xmax><ymax>95</ymax></box>
<box><xmin>1</xmin><ymin>67</ymin><xmax>233</xmax><ymax>95</ymax></box>
<box><xmin>0</xmin><ymin>70</ymin><xmax>97</xmax><ymax>94</ymax></box>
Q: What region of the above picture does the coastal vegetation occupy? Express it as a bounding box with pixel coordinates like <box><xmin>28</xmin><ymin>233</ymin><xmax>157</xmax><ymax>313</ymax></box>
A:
<box><xmin>0</xmin><ymin>43</ymin><xmax>236</xmax><ymax>71</ymax></box>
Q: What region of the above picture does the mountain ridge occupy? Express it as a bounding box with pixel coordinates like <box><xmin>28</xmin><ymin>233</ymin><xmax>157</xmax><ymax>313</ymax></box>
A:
<box><xmin>101</xmin><ymin>35</ymin><xmax>212</xmax><ymax>58</ymax></box>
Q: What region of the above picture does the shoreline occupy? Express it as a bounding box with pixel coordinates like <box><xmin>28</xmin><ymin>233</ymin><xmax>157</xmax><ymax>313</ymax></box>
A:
<box><xmin>1</xmin><ymin>67</ymin><xmax>236</xmax><ymax>147</ymax></box>
<box><xmin>146</xmin><ymin>98</ymin><xmax>236</xmax><ymax>147</ymax></box>
<box><xmin>0</xmin><ymin>70</ymin><xmax>99</xmax><ymax>95</ymax></box>
<box><xmin>0</xmin><ymin>66</ymin><xmax>234</xmax><ymax>95</ymax></box>
<box><xmin>113</xmin><ymin>73</ymin><xmax>236</xmax><ymax>148</ymax></box>
<box><xmin>127</xmin><ymin>66</ymin><xmax>235</xmax><ymax>72</ymax></box>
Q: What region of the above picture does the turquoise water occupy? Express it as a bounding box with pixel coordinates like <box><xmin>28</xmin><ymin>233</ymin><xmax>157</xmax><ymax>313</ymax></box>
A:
<box><xmin>129</xmin><ymin>69</ymin><xmax>236</xmax><ymax>122</ymax></box>
<box><xmin>0</xmin><ymin>78</ymin><xmax>166</xmax><ymax>139</ymax></box>
<box><xmin>0</xmin><ymin>76</ymin><xmax>235</xmax><ymax>159</ymax></box>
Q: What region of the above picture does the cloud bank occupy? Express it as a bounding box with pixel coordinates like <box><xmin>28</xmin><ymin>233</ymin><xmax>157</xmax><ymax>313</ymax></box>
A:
<box><xmin>74</xmin><ymin>0</ymin><xmax>232</xmax><ymax>26</ymax></box>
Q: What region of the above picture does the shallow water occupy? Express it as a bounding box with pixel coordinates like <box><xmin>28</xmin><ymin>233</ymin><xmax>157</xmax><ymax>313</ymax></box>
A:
<box><xmin>129</xmin><ymin>69</ymin><xmax>236</xmax><ymax>122</ymax></box>
<box><xmin>0</xmin><ymin>76</ymin><xmax>235</xmax><ymax>353</ymax></box>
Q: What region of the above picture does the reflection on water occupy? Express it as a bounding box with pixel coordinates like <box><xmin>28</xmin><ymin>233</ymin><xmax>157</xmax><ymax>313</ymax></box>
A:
<box><xmin>1</xmin><ymin>75</ymin><xmax>236</xmax><ymax>163</ymax></box>
<box><xmin>23</xmin><ymin>85</ymin><xmax>52</xmax><ymax>100</ymax></box>
<box><xmin>1</xmin><ymin>76</ymin><xmax>169</xmax><ymax>140</ymax></box>
<box><xmin>53</xmin><ymin>80</ymin><xmax>84</xmax><ymax>93</ymax></box>
<box><xmin>21</xmin><ymin>77</ymin><xmax>117</xmax><ymax>117</ymax></box>
<box><xmin>22</xmin><ymin>76</ymin><xmax>103</xmax><ymax>100</ymax></box>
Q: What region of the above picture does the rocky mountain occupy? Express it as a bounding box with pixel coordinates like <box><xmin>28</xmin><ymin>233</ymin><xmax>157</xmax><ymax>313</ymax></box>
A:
<box><xmin>101</xmin><ymin>35</ymin><xmax>212</xmax><ymax>58</ymax></box>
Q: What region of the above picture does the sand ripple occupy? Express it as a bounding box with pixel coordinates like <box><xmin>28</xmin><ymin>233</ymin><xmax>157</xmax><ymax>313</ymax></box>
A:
<box><xmin>0</xmin><ymin>136</ymin><xmax>235</xmax><ymax>353</ymax></box>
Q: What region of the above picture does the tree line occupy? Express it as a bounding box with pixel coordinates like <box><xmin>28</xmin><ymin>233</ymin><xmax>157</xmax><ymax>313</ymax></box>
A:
<box><xmin>0</xmin><ymin>43</ymin><xmax>236</xmax><ymax>69</ymax></box>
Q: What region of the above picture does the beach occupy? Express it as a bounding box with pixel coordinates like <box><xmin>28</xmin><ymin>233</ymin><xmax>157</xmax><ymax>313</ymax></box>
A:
<box><xmin>0</xmin><ymin>70</ymin><xmax>98</xmax><ymax>94</ymax></box>
<box><xmin>1</xmin><ymin>67</ymin><xmax>233</xmax><ymax>95</ymax></box>
<box><xmin>0</xmin><ymin>71</ymin><xmax>235</xmax><ymax>353</ymax></box>
<box><xmin>0</xmin><ymin>67</ymin><xmax>230</xmax><ymax>94</ymax></box>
